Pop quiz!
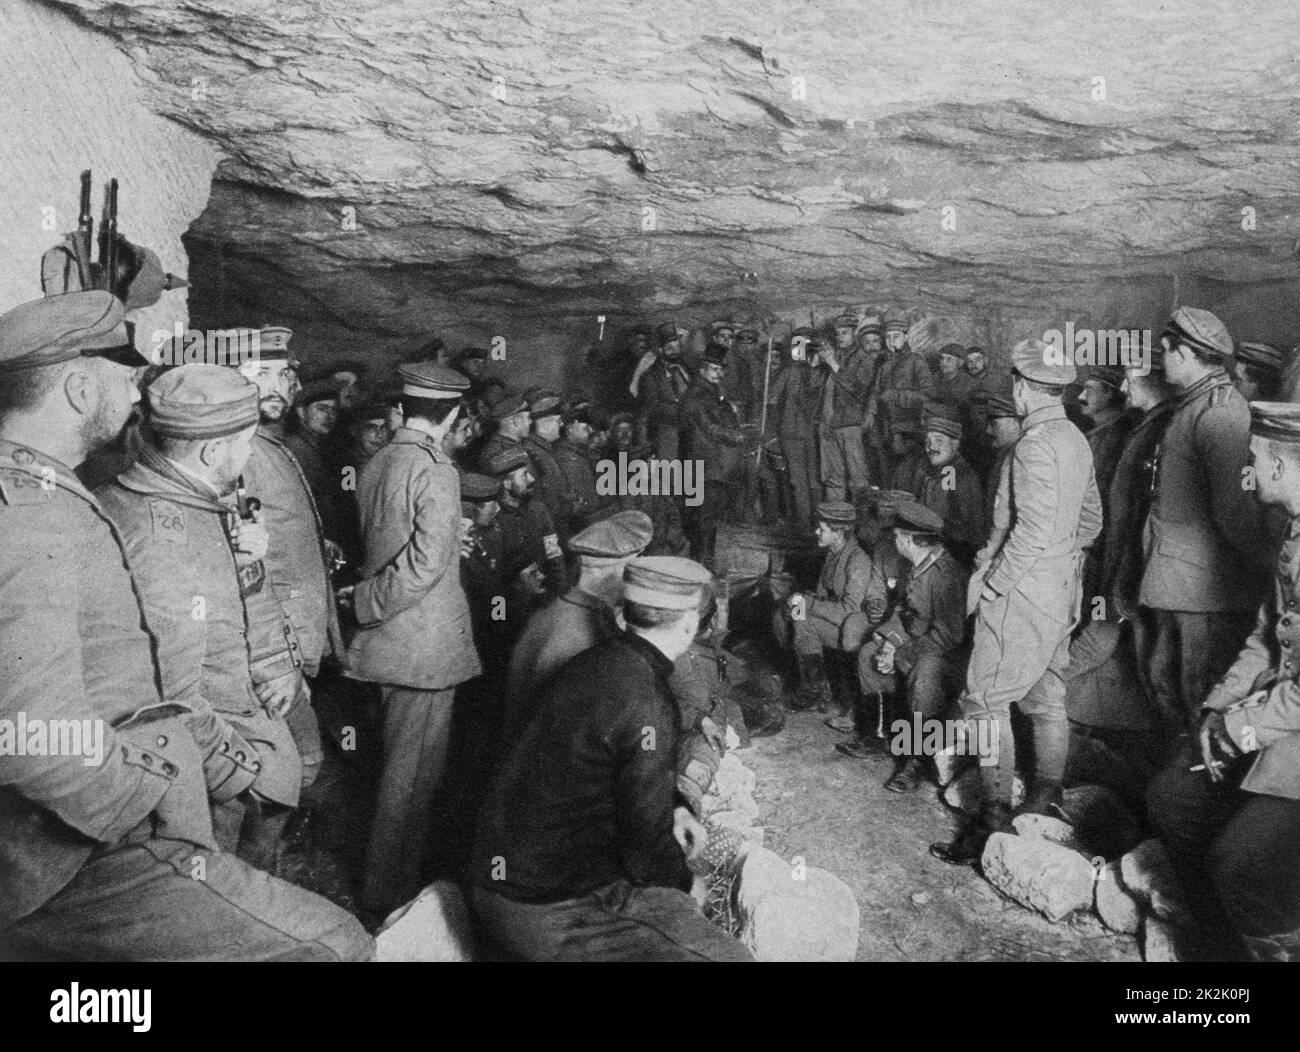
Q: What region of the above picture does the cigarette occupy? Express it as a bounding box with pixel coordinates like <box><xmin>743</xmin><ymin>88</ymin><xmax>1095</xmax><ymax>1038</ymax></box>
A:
<box><xmin>1188</xmin><ymin>761</ymin><xmax>1224</xmax><ymax>772</ymax></box>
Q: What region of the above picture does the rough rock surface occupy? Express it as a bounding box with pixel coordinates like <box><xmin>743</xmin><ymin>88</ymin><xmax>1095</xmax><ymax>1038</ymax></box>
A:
<box><xmin>736</xmin><ymin>846</ymin><xmax>860</xmax><ymax>962</ymax></box>
<box><xmin>1094</xmin><ymin>861</ymin><xmax>1143</xmax><ymax>935</ymax></box>
<box><xmin>1012</xmin><ymin>813</ymin><xmax>1083</xmax><ymax>852</ymax></box>
<box><xmin>981</xmin><ymin>832</ymin><xmax>1095</xmax><ymax>923</ymax></box>
<box><xmin>1120</xmin><ymin>839</ymin><xmax>1190</xmax><ymax>922</ymax></box>
<box><xmin>1140</xmin><ymin>914</ymin><xmax>1181</xmax><ymax>963</ymax></box>
<box><xmin>25</xmin><ymin>0</ymin><xmax>1300</xmax><ymax>383</ymax></box>
<box><xmin>375</xmin><ymin>881</ymin><xmax>475</xmax><ymax>962</ymax></box>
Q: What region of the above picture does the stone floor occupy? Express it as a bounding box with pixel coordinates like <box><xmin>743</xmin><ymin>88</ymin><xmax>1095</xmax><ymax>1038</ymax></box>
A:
<box><xmin>743</xmin><ymin>710</ymin><xmax>1140</xmax><ymax>962</ymax></box>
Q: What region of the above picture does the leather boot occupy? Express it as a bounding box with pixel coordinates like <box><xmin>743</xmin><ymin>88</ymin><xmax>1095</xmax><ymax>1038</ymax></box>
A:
<box><xmin>792</xmin><ymin>652</ymin><xmax>831</xmax><ymax>712</ymax></box>
<box><xmin>1015</xmin><ymin>777</ymin><xmax>1064</xmax><ymax>819</ymax></box>
<box><xmin>929</xmin><ymin>800</ymin><xmax>1013</xmax><ymax>866</ymax></box>
<box><xmin>885</xmin><ymin>757</ymin><xmax>925</xmax><ymax>793</ymax></box>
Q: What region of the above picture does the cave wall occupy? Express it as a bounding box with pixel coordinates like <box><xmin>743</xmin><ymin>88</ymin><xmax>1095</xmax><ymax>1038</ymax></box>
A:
<box><xmin>0</xmin><ymin>2</ymin><xmax>217</xmax><ymax>339</ymax></box>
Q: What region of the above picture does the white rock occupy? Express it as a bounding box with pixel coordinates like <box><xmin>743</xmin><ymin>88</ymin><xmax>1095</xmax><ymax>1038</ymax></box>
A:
<box><xmin>375</xmin><ymin>881</ymin><xmax>475</xmax><ymax>962</ymax></box>
<box><xmin>1012</xmin><ymin>812</ymin><xmax>1083</xmax><ymax>851</ymax></box>
<box><xmin>981</xmin><ymin>832</ymin><xmax>1095</xmax><ymax>923</ymax></box>
<box><xmin>1094</xmin><ymin>861</ymin><xmax>1143</xmax><ymax>935</ymax></box>
<box><xmin>1141</xmin><ymin>914</ymin><xmax>1182</xmax><ymax>962</ymax></box>
<box><xmin>712</xmin><ymin>753</ymin><xmax>757</xmax><ymax>801</ymax></box>
<box><xmin>736</xmin><ymin>847</ymin><xmax>859</xmax><ymax>962</ymax></box>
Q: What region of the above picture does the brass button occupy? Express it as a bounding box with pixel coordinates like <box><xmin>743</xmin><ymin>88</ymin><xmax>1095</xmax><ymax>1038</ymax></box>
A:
<box><xmin>162</xmin><ymin>762</ymin><xmax>177</xmax><ymax>777</ymax></box>
<box><xmin>156</xmin><ymin>734</ymin><xmax>168</xmax><ymax>748</ymax></box>
<box><xmin>13</xmin><ymin>448</ymin><xmax>34</xmax><ymax>466</ymax></box>
<box><xmin>220</xmin><ymin>741</ymin><xmax>230</xmax><ymax>754</ymax></box>
<box><xmin>235</xmin><ymin>751</ymin><xmax>247</xmax><ymax>763</ymax></box>
<box><xmin>142</xmin><ymin>753</ymin><xmax>154</xmax><ymax>767</ymax></box>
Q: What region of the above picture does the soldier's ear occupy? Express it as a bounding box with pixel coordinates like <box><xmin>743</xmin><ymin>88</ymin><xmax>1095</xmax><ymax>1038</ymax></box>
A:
<box><xmin>62</xmin><ymin>362</ymin><xmax>96</xmax><ymax>417</ymax></box>
<box><xmin>198</xmin><ymin>437</ymin><xmax>225</xmax><ymax>468</ymax></box>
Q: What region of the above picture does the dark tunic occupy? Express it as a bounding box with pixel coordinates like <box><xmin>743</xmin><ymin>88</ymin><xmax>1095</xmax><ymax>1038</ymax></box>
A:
<box><xmin>470</xmin><ymin>631</ymin><xmax>691</xmax><ymax>904</ymax></box>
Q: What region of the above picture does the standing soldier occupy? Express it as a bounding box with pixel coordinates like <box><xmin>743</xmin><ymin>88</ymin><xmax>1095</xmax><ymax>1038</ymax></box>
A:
<box><xmin>337</xmin><ymin>362</ymin><xmax>481</xmax><ymax>917</ymax></box>
<box><xmin>933</xmin><ymin>343</ymin><xmax>974</xmax><ymax>408</ymax></box>
<box><xmin>1232</xmin><ymin>341</ymin><xmax>1289</xmax><ymax>402</ymax></box>
<box><xmin>932</xmin><ymin>339</ymin><xmax>1102</xmax><ymax>865</ymax></box>
<box><xmin>869</xmin><ymin>311</ymin><xmax>935</xmax><ymax>477</ymax></box>
<box><xmin>1136</xmin><ymin>308</ymin><xmax>1271</xmax><ymax>734</ymax></box>
<box><xmin>915</xmin><ymin>403</ymin><xmax>987</xmax><ymax>565</ymax></box>
<box><xmin>961</xmin><ymin>347</ymin><xmax>1005</xmax><ymax>475</ymax></box>
<box><xmin>490</xmin><ymin>444</ymin><xmax>566</xmax><ymax>604</ymax></box>
<box><xmin>1146</xmin><ymin>401</ymin><xmax>1300</xmax><ymax>962</ymax></box>
<box><xmin>1078</xmin><ymin>365</ymin><xmax>1134</xmax><ymax>604</ymax></box>
<box><xmin>553</xmin><ymin>401</ymin><xmax>603</xmax><ymax>530</ymax></box>
<box><xmin>682</xmin><ymin>342</ymin><xmax>748</xmax><ymax>566</ymax></box>
<box><xmin>476</xmin><ymin>391</ymin><xmax>532</xmax><ymax>472</ymax></box>
<box><xmin>237</xmin><ymin>332</ymin><xmax>341</xmax><ymax>800</ymax></box>
<box><xmin>772</xmin><ymin>502</ymin><xmax>887</xmax><ymax>714</ymax></box>
<box><xmin>283</xmin><ymin>378</ymin><xmax>348</xmax><ymax>555</ymax></box>
<box><xmin>96</xmin><ymin>366</ymin><xmax>303</xmax><ymax>871</ymax></box>
<box><xmin>837</xmin><ymin>503</ymin><xmax>968</xmax><ymax>789</ymax></box>
<box><xmin>522</xmin><ymin>388</ymin><xmax>577</xmax><ymax>546</ymax></box>
<box><xmin>769</xmin><ymin>330</ymin><xmax>823</xmax><ymax>526</ymax></box>
<box><xmin>855</xmin><ymin>314</ymin><xmax>889</xmax><ymax>483</ymax></box>
<box><xmin>724</xmin><ymin>326</ymin><xmax>764</xmax><ymax>423</ymax></box>
<box><xmin>979</xmin><ymin>391</ymin><xmax>1022</xmax><ymax>554</ymax></box>
<box><xmin>636</xmin><ymin>323</ymin><xmax>693</xmax><ymax>458</ymax></box>
<box><xmin>459</xmin><ymin>471</ymin><xmax>508</xmax><ymax>670</ymax></box>
<box><xmin>0</xmin><ymin>292</ymin><xmax>369</xmax><ymax>960</ymax></box>
<box><xmin>817</xmin><ymin>311</ymin><xmax>876</xmax><ymax>502</ymax></box>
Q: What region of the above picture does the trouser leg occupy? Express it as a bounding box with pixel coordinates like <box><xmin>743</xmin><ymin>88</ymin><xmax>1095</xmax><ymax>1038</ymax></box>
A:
<box><xmin>470</xmin><ymin>881</ymin><xmax>753</xmax><ymax>962</ymax></box>
<box><xmin>362</xmin><ymin>684</ymin><xmax>456</xmax><ymax>914</ymax></box>
<box><xmin>1176</xmin><ymin>611</ymin><xmax>1256</xmax><ymax>724</ymax></box>
<box><xmin>837</xmin><ymin>426</ymin><xmax>870</xmax><ymax>502</ymax></box>
<box><xmin>819</xmin><ymin>427</ymin><xmax>846</xmax><ymax>502</ymax></box>
<box><xmin>287</xmin><ymin>690</ymin><xmax>323</xmax><ymax>792</ymax></box>
<box><xmin>1210</xmin><ymin>792</ymin><xmax>1300</xmax><ymax>941</ymax></box>
<box><xmin>782</xmin><ymin>437</ymin><xmax>815</xmax><ymax>525</ymax></box>
<box><xmin>9</xmin><ymin>826</ymin><xmax>372</xmax><ymax>962</ymax></box>
<box><xmin>1019</xmin><ymin>630</ymin><xmax>1072</xmax><ymax>784</ymax></box>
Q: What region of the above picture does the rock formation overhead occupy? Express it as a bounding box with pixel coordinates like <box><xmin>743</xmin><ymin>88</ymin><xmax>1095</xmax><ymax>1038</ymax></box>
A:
<box><xmin>20</xmin><ymin>0</ymin><xmax>1300</xmax><ymax>382</ymax></box>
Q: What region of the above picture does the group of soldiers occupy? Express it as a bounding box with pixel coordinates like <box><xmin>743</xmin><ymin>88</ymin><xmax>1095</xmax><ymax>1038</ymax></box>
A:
<box><xmin>3</xmin><ymin>274</ymin><xmax>1300</xmax><ymax>962</ymax></box>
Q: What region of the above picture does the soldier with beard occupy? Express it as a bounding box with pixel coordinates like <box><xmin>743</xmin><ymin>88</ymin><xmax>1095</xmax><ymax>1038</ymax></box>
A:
<box><xmin>0</xmin><ymin>293</ymin><xmax>369</xmax><ymax>961</ymax></box>
<box><xmin>915</xmin><ymin>403</ymin><xmax>986</xmax><ymax>566</ymax></box>
<box><xmin>868</xmin><ymin>312</ymin><xmax>934</xmax><ymax>477</ymax></box>
<box><xmin>490</xmin><ymin>444</ymin><xmax>566</xmax><ymax>608</ymax></box>
<box><xmin>552</xmin><ymin>401</ymin><xmax>602</xmax><ymax>531</ymax></box>
<box><xmin>636</xmin><ymin>323</ymin><xmax>693</xmax><ymax>459</ymax></box>
<box><xmin>817</xmin><ymin>312</ymin><xmax>876</xmax><ymax>502</ymax></box>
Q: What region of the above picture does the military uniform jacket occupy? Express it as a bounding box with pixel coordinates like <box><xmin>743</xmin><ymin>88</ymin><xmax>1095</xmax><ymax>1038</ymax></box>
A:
<box><xmin>470</xmin><ymin>631</ymin><xmax>691</xmax><ymax>904</ymax></box>
<box><xmin>683</xmin><ymin>376</ymin><xmax>747</xmax><ymax>483</ymax></box>
<box><xmin>768</xmin><ymin>362</ymin><xmax>823</xmax><ymax>438</ymax></box>
<box><xmin>347</xmin><ymin>427</ymin><xmax>482</xmax><ymax>690</ymax></box>
<box><xmin>809</xmin><ymin>538</ymin><xmax>888</xmax><ymax>626</ymax></box>
<box><xmin>1204</xmin><ymin>515</ymin><xmax>1300</xmax><ymax>799</ymax></box>
<box><xmin>552</xmin><ymin>438</ymin><xmax>602</xmax><ymax>528</ymax></box>
<box><xmin>984</xmin><ymin>404</ymin><xmax>1102</xmax><ymax>625</ymax></box>
<box><xmin>523</xmin><ymin>433</ymin><xmax>577</xmax><ymax>540</ymax></box>
<box><xmin>1139</xmin><ymin>373</ymin><xmax>1270</xmax><ymax>612</ymax></box>
<box><xmin>915</xmin><ymin>455</ymin><xmax>988</xmax><ymax>555</ymax></box>
<box><xmin>933</xmin><ymin>370</ymin><xmax>975</xmax><ymax>410</ymax></box>
<box><xmin>871</xmin><ymin>349</ymin><xmax>935</xmax><ymax>433</ymax></box>
<box><xmin>818</xmin><ymin>346</ymin><xmax>876</xmax><ymax>430</ymax></box>
<box><xmin>505</xmin><ymin>587</ymin><xmax>619</xmax><ymax>732</ymax></box>
<box><xmin>873</xmin><ymin>548</ymin><xmax>968</xmax><ymax>673</ymax></box>
<box><xmin>96</xmin><ymin>448</ymin><xmax>300</xmax><ymax>807</ymax></box>
<box><xmin>637</xmin><ymin>358</ymin><xmax>693</xmax><ymax>438</ymax></box>
<box><xmin>282</xmin><ymin>430</ymin><xmax>348</xmax><ymax>552</ymax></box>
<box><xmin>244</xmin><ymin>429</ymin><xmax>339</xmax><ymax>678</ymax></box>
<box><xmin>496</xmin><ymin>494</ymin><xmax>565</xmax><ymax>595</ymax></box>
<box><xmin>0</xmin><ymin>441</ymin><xmax>216</xmax><ymax>928</ymax></box>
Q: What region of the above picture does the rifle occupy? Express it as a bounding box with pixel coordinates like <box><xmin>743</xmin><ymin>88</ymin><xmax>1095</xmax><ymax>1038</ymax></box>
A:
<box><xmin>73</xmin><ymin>170</ymin><xmax>95</xmax><ymax>291</ymax></box>
<box><xmin>99</xmin><ymin>178</ymin><xmax>119</xmax><ymax>296</ymax></box>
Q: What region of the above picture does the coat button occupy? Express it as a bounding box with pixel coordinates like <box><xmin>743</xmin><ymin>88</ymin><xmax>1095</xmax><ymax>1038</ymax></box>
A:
<box><xmin>1282</xmin><ymin>616</ymin><xmax>1294</xmax><ymax>628</ymax></box>
<box><xmin>252</xmin><ymin>761</ymin><xmax>262</xmax><ymax>772</ymax></box>
<box><xmin>162</xmin><ymin>762</ymin><xmax>177</xmax><ymax>777</ymax></box>
<box><xmin>220</xmin><ymin>741</ymin><xmax>230</xmax><ymax>753</ymax></box>
<box><xmin>156</xmin><ymin>734</ymin><xmax>168</xmax><ymax>747</ymax></box>
<box><xmin>235</xmin><ymin>751</ymin><xmax>247</xmax><ymax>763</ymax></box>
<box><xmin>142</xmin><ymin>753</ymin><xmax>154</xmax><ymax>767</ymax></box>
<box><xmin>1282</xmin><ymin>639</ymin><xmax>1292</xmax><ymax>649</ymax></box>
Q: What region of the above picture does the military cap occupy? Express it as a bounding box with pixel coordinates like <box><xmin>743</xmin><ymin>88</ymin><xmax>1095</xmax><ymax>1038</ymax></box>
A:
<box><xmin>460</xmin><ymin>472</ymin><xmax>501</xmax><ymax>501</ymax></box>
<box><xmin>892</xmin><ymin>500</ymin><xmax>944</xmax><ymax>537</ymax></box>
<box><xmin>295</xmin><ymin>377</ymin><xmax>340</xmax><ymax>409</ymax></box>
<box><xmin>609</xmin><ymin>410</ymin><xmax>636</xmax><ymax>429</ymax></box>
<box><xmin>527</xmin><ymin>389</ymin><xmax>563</xmax><ymax>418</ymax></box>
<box><xmin>736</xmin><ymin>327</ymin><xmax>760</xmax><ymax>342</ymax></box>
<box><xmin>397</xmin><ymin>360</ymin><xmax>470</xmax><ymax>401</ymax></box>
<box><xmin>569</xmin><ymin>509</ymin><xmax>654</xmax><ymax>562</ymax></box>
<box><xmin>860</xmin><ymin>488</ymin><xmax>915</xmax><ymax>510</ymax></box>
<box><xmin>815</xmin><ymin>501</ymin><xmax>857</xmax><ymax>527</ymax></box>
<box><xmin>921</xmin><ymin>402</ymin><xmax>962</xmax><ymax>439</ymax></box>
<box><xmin>1249</xmin><ymin>401</ymin><xmax>1300</xmax><ymax>443</ymax></box>
<box><xmin>489</xmin><ymin>392</ymin><xmax>530</xmax><ymax>421</ymax></box>
<box><xmin>0</xmin><ymin>291</ymin><xmax>144</xmax><ymax>374</ymax></box>
<box><xmin>882</xmin><ymin>312</ymin><xmax>908</xmax><ymax>334</ymax></box>
<box><xmin>623</xmin><ymin>555</ymin><xmax>714</xmax><ymax>610</ymax></box>
<box><xmin>1163</xmin><ymin>306</ymin><xmax>1233</xmax><ymax>361</ymax></box>
<box><xmin>790</xmin><ymin>325</ymin><xmax>819</xmax><ymax>340</ymax></box>
<box><xmin>711</xmin><ymin>319</ymin><xmax>737</xmax><ymax>334</ymax></box>
<box><xmin>563</xmin><ymin>403</ymin><xmax>594</xmax><ymax>427</ymax></box>
<box><xmin>1011</xmin><ymin>337</ymin><xmax>1076</xmax><ymax>386</ymax></box>
<box><xmin>889</xmin><ymin>407</ymin><xmax>924</xmax><ymax>435</ymax></box>
<box><xmin>833</xmin><ymin>312</ymin><xmax>858</xmax><ymax>330</ymax></box>
<box><xmin>148</xmin><ymin>364</ymin><xmax>260</xmax><ymax>440</ymax></box>
<box><xmin>456</xmin><ymin>346</ymin><xmax>489</xmax><ymax>363</ymax></box>
<box><xmin>938</xmin><ymin>342</ymin><xmax>967</xmax><ymax>360</ymax></box>
<box><xmin>964</xmin><ymin>345</ymin><xmax>986</xmax><ymax>359</ymax></box>
<box><xmin>982</xmin><ymin>391</ymin><xmax>1018</xmax><ymax>419</ymax></box>
<box><xmin>486</xmin><ymin>445</ymin><xmax>531</xmax><ymax>476</ymax></box>
<box><xmin>703</xmin><ymin>341</ymin><xmax>729</xmax><ymax>366</ymax></box>
<box><xmin>1236</xmin><ymin>341</ymin><xmax>1287</xmax><ymax>376</ymax></box>
<box><xmin>1084</xmin><ymin>364</ymin><xmax>1126</xmax><ymax>392</ymax></box>
<box><xmin>347</xmin><ymin>400</ymin><xmax>389</xmax><ymax>424</ymax></box>
<box><xmin>656</xmin><ymin>322</ymin><xmax>682</xmax><ymax>346</ymax></box>
<box><xmin>257</xmin><ymin>326</ymin><xmax>295</xmax><ymax>362</ymax></box>
<box><xmin>857</xmin><ymin>314</ymin><xmax>883</xmax><ymax>336</ymax></box>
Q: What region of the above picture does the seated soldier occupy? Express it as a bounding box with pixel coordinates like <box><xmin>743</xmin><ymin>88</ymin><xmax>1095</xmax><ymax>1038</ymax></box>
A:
<box><xmin>835</xmin><ymin>503</ymin><xmax>969</xmax><ymax>789</ymax></box>
<box><xmin>772</xmin><ymin>501</ymin><xmax>887</xmax><ymax>715</ymax></box>
<box><xmin>468</xmin><ymin>557</ymin><xmax>753</xmax><ymax>962</ymax></box>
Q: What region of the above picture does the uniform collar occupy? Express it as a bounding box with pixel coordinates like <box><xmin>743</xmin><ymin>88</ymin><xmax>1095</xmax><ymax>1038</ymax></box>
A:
<box><xmin>620</xmin><ymin>627</ymin><xmax>676</xmax><ymax>678</ymax></box>
<box><xmin>116</xmin><ymin>444</ymin><xmax>229</xmax><ymax>513</ymax></box>
<box><xmin>391</xmin><ymin>425</ymin><xmax>449</xmax><ymax>462</ymax></box>
<box><xmin>1176</xmin><ymin>370</ymin><xmax>1230</xmax><ymax>407</ymax></box>
<box><xmin>1022</xmin><ymin>403</ymin><xmax>1066</xmax><ymax>429</ymax></box>
<box><xmin>562</xmin><ymin>586</ymin><xmax>610</xmax><ymax>613</ymax></box>
<box><xmin>910</xmin><ymin>547</ymin><xmax>945</xmax><ymax>578</ymax></box>
<box><xmin>0</xmin><ymin>439</ymin><xmax>93</xmax><ymax>503</ymax></box>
